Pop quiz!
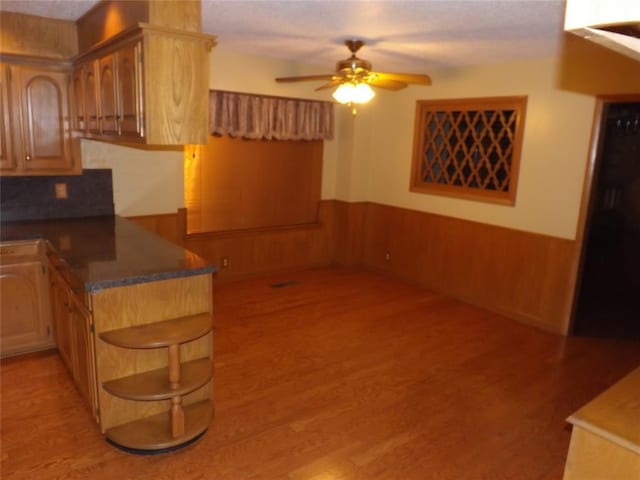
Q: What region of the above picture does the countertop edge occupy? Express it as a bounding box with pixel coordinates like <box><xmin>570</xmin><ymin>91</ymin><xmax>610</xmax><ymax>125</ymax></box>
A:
<box><xmin>86</xmin><ymin>265</ymin><xmax>217</xmax><ymax>293</ymax></box>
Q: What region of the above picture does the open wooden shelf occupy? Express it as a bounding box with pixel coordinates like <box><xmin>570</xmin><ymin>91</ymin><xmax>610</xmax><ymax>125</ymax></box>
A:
<box><xmin>564</xmin><ymin>367</ymin><xmax>640</xmax><ymax>479</ymax></box>
<box><xmin>99</xmin><ymin>311</ymin><xmax>214</xmax><ymax>451</ymax></box>
<box><xmin>99</xmin><ymin>313</ymin><xmax>212</xmax><ymax>349</ymax></box>
<box><xmin>102</xmin><ymin>357</ymin><xmax>212</xmax><ymax>401</ymax></box>
<box><xmin>567</xmin><ymin>366</ymin><xmax>640</xmax><ymax>453</ymax></box>
<box><xmin>105</xmin><ymin>399</ymin><xmax>212</xmax><ymax>451</ymax></box>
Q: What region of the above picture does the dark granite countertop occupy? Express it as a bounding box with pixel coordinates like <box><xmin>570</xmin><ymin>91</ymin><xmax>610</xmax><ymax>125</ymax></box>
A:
<box><xmin>0</xmin><ymin>216</ymin><xmax>216</xmax><ymax>293</ymax></box>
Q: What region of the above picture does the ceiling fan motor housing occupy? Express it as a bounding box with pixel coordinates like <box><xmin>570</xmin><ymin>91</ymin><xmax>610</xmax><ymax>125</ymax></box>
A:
<box><xmin>336</xmin><ymin>57</ymin><xmax>372</xmax><ymax>78</ymax></box>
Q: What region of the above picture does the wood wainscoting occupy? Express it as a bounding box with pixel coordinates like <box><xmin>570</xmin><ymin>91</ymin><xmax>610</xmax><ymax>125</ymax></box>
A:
<box><xmin>125</xmin><ymin>211</ymin><xmax>186</xmax><ymax>247</ymax></box>
<box><xmin>128</xmin><ymin>200</ymin><xmax>579</xmax><ymax>334</ymax></box>
<box><xmin>360</xmin><ymin>203</ymin><xmax>579</xmax><ymax>334</ymax></box>
<box><xmin>128</xmin><ymin>201</ymin><xmax>338</xmax><ymax>283</ymax></box>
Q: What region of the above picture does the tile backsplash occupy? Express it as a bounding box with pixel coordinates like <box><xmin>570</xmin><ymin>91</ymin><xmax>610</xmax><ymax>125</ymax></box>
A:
<box><xmin>1</xmin><ymin>169</ymin><xmax>114</xmax><ymax>222</ymax></box>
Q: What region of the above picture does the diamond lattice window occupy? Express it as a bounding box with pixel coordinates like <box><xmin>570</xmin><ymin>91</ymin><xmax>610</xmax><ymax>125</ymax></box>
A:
<box><xmin>410</xmin><ymin>96</ymin><xmax>527</xmax><ymax>205</ymax></box>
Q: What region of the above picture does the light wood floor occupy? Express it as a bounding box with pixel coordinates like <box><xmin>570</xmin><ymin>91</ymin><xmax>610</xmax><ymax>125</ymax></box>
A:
<box><xmin>2</xmin><ymin>268</ymin><xmax>640</xmax><ymax>479</ymax></box>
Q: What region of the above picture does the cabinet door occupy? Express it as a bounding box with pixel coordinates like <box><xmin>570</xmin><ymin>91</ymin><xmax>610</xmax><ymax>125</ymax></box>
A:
<box><xmin>49</xmin><ymin>269</ymin><xmax>74</xmax><ymax>371</ymax></box>
<box><xmin>0</xmin><ymin>261</ymin><xmax>52</xmax><ymax>358</ymax></box>
<box><xmin>0</xmin><ymin>64</ymin><xmax>17</xmax><ymax>171</ymax></box>
<box><xmin>117</xmin><ymin>42</ymin><xmax>143</xmax><ymax>138</ymax></box>
<box><xmin>70</xmin><ymin>295</ymin><xmax>98</xmax><ymax>422</ymax></box>
<box><xmin>15</xmin><ymin>66</ymin><xmax>73</xmax><ymax>172</ymax></box>
<box><xmin>84</xmin><ymin>61</ymin><xmax>100</xmax><ymax>133</ymax></box>
<box><xmin>99</xmin><ymin>54</ymin><xmax>118</xmax><ymax>135</ymax></box>
<box><xmin>71</xmin><ymin>66</ymin><xmax>86</xmax><ymax>132</ymax></box>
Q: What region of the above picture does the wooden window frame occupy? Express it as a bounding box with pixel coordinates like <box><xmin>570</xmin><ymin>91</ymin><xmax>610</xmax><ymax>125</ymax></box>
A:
<box><xmin>410</xmin><ymin>96</ymin><xmax>527</xmax><ymax>205</ymax></box>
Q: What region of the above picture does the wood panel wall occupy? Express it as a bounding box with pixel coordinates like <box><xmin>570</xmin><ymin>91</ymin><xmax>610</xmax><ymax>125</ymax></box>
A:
<box><xmin>76</xmin><ymin>0</ymin><xmax>201</xmax><ymax>53</ymax></box>
<box><xmin>0</xmin><ymin>12</ymin><xmax>78</xmax><ymax>58</ymax></box>
<box><xmin>125</xmin><ymin>211</ymin><xmax>184</xmax><ymax>247</ymax></box>
<box><xmin>127</xmin><ymin>200</ymin><xmax>579</xmax><ymax>334</ymax></box>
<box><xmin>185</xmin><ymin>136</ymin><xmax>323</xmax><ymax>234</ymax></box>
<box><xmin>128</xmin><ymin>201</ymin><xmax>338</xmax><ymax>283</ymax></box>
<box><xmin>360</xmin><ymin>203</ymin><xmax>578</xmax><ymax>334</ymax></box>
<box><xmin>332</xmin><ymin>201</ymin><xmax>367</xmax><ymax>266</ymax></box>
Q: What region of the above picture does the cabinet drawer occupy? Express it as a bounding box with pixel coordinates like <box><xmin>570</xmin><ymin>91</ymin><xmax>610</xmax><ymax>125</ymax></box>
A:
<box><xmin>1</xmin><ymin>240</ymin><xmax>43</xmax><ymax>264</ymax></box>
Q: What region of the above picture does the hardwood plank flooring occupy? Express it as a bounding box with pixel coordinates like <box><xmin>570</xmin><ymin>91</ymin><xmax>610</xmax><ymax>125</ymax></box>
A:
<box><xmin>2</xmin><ymin>267</ymin><xmax>639</xmax><ymax>479</ymax></box>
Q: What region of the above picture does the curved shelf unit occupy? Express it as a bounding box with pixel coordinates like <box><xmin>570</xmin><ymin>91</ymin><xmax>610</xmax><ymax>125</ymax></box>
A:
<box><xmin>106</xmin><ymin>399</ymin><xmax>212</xmax><ymax>451</ymax></box>
<box><xmin>99</xmin><ymin>313</ymin><xmax>213</xmax><ymax>451</ymax></box>
<box><xmin>99</xmin><ymin>313</ymin><xmax>212</xmax><ymax>348</ymax></box>
<box><xmin>102</xmin><ymin>357</ymin><xmax>212</xmax><ymax>401</ymax></box>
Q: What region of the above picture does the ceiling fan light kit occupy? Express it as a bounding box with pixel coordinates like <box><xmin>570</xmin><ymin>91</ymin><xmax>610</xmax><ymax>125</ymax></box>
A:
<box><xmin>332</xmin><ymin>82</ymin><xmax>375</xmax><ymax>104</ymax></box>
<box><xmin>276</xmin><ymin>39</ymin><xmax>432</xmax><ymax>114</ymax></box>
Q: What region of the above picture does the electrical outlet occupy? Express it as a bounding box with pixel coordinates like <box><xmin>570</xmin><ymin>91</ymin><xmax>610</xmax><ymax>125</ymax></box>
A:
<box><xmin>55</xmin><ymin>183</ymin><xmax>68</xmax><ymax>199</ymax></box>
<box><xmin>385</xmin><ymin>252</ymin><xmax>391</xmax><ymax>262</ymax></box>
<box><xmin>221</xmin><ymin>256</ymin><xmax>229</xmax><ymax>268</ymax></box>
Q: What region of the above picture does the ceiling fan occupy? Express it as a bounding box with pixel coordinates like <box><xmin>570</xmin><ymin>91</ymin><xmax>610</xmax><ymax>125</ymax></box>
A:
<box><xmin>276</xmin><ymin>40</ymin><xmax>432</xmax><ymax>113</ymax></box>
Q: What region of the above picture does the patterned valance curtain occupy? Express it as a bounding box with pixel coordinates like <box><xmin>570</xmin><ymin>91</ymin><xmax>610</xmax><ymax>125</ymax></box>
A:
<box><xmin>209</xmin><ymin>90</ymin><xmax>334</xmax><ymax>141</ymax></box>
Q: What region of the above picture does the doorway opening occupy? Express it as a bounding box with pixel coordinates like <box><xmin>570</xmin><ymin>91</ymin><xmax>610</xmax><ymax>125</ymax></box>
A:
<box><xmin>572</xmin><ymin>99</ymin><xmax>640</xmax><ymax>339</ymax></box>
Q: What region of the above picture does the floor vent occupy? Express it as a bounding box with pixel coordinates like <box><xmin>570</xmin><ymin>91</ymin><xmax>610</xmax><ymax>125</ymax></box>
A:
<box><xmin>270</xmin><ymin>280</ymin><xmax>299</xmax><ymax>288</ymax></box>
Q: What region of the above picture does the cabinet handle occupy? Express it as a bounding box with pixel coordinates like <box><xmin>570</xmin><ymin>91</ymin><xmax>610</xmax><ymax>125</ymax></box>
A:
<box><xmin>25</xmin><ymin>155</ymin><xmax>31</xmax><ymax>161</ymax></box>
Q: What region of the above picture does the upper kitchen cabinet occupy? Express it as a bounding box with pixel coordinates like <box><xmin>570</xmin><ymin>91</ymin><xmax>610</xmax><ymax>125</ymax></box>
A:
<box><xmin>1</xmin><ymin>2</ymin><xmax>214</xmax><ymax>150</ymax></box>
<box><xmin>72</xmin><ymin>61</ymin><xmax>100</xmax><ymax>134</ymax></box>
<box><xmin>0</xmin><ymin>64</ymin><xmax>15</xmax><ymax>171</ymax></box>
<box><xmin>73</xmin><ymin>26</ymin><xmax>214</xmax><ymax>145</ymax></box>
<box><xmin>0</xmin><ymin>59</ymin><xmax>80</xmax><ymax>176</ymax></box>
<box><xmin>98</xmin><ymin>53</ymin><xmax>118</xmax><ymax>136</ymax></box>
<box><xmin>116</xmin><ymin>42</ymin><xmax>143</xmax><ymax>138</ymax></box>
<box><xmin>73</xmin><ymin>41</ymin><xmax>141</xmax><ymax>140</ymax></box>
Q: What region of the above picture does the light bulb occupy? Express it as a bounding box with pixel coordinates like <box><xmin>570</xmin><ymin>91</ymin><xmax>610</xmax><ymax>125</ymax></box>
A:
<box><xmin>332</xmin><ymin>82</ymin><xmax>375</xmax><ymax>106</ymax></box>
<box><xmin>352</xmin><ymin>83</ymin><xmax>375</xmax><ymax>104</ymax></box>
<box><xmin>332</xmin><ymin>83</ymin><xmax>356</xmax><ymax>104</ymax></box>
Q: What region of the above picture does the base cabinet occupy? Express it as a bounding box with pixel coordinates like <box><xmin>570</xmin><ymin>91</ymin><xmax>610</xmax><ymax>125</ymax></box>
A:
<box><xmin>69</xmin><ymin>292</ymin><xmax>98</xmax><ymax>418</ymax></box>
<box><xmin>0</xmin><ymin>241</ymin><xmax>54</xmax><ymax>358</ymax></box>
<box><xmin>48</xmin><ymin>269</ymin><xmax>74</xmax><ymax>369</ymax></box>
<box><xmin>48</xmin><ymin>257</ymin><xmax>98</xmax><ymax>423</ymax></box>
<box><xmin>47</xmin><ymin>247</ymin><xmax>213</xmax><ymax>449</ymax></box>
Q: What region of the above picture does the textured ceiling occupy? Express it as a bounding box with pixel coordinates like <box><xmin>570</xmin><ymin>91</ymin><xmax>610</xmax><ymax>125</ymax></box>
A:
<box><xmin>0</xmin><ymin>0</ymin><xmax>567</xmax><ymax>72</ymax></box>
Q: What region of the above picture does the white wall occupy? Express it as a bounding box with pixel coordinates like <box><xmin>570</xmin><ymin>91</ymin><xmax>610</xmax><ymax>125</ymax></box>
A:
<box><xmin>81</xmin><ymin>140</ymin><xmax>183</xmax><ymax>216</ymax></box>
<box><xmin>349</xmin><ymin>57</ymin><xmax>594</xmax><ymax>239</ymax></box>
<box><xmin>343</xmin><ymin>37</ymin><xmax>640</xmax><ymax>239</ymax></box>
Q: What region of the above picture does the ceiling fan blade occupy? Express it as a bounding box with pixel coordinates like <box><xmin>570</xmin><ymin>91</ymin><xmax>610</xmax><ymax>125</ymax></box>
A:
<box><xmin>372</xmin><ymin>72</ymin><xmax>432</xmax><ymax>85</ymax></box>
<box><xmin>315</xmin><ymin>78</ymin><xmax>344</xmax><ymax>91</ymax></box>
<box><xmin>275</xmin><ymin>74</ymin><xmax>336</xmax><ymax>83</ymax></box>
<box><xmin>365</xmin><ymin>77</ymin><xmax>407</xmax><ymax>91</ymax></box>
